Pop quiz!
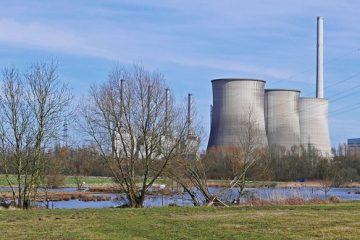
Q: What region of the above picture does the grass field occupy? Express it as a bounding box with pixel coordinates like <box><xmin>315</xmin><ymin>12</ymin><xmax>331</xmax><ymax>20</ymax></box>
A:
<box><xmin>62</xmin><ymin>176</ymin><xmax>114</xmax><ymax>186</ymax></box>
<box><xmin>0</xmin><ymin>174</ymin><xmax>17</xmax><ymax>187</ymax></box>
<box><xmin>0</xmin><ymin>175</ymin><xmax>114</xmax><ymax>187</ymax></box>
<box><xmin>1</xmin><ymin>202</ymin><xmax>360</xmax><ymax>239</ymax></box>
<box><xmin>0</xmin><ymin>175</ymin><xmax>179</xmax><ymax>188</ymax></box>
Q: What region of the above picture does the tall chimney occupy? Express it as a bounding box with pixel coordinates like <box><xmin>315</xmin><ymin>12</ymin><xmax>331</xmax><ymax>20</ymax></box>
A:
<box><xmin>316</xmin><ymin>16</ymin><xmax>324</xmax><ymax>98</ymax></box>
<box><xmin>120</xmin><ymin>79</ymin><xmax>125</xmax><ymax>117</ymax></box>
<box><xmin>187</xmin><ymin>93</ymin><xmax>192</xmax><ymax>136</ymax></box>
<box><xmin>165</xmin><ymin>88</ymin><xmax>170</xmax><ymax>134</ymax></box>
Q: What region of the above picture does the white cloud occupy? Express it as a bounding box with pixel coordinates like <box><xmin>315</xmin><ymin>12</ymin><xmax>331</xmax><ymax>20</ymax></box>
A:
<box><xmin>1</xmin><ymin>0</ymin><xmax>360</xmax><ymax>147</ymax></box>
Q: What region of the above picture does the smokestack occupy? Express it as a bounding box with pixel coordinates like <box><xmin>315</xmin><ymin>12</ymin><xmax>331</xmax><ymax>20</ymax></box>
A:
<box><xmin>145</xmin><ymin>85</ymin><xmax>152</xmax><ymax>130</ymax></box>
<box><xmin>187</xmin><ymin>93</ymin><xmax>192</xmax><ymax>136</ymax></box>
<box><xmin>120</xmin><ymin>79</ymin><xmax>125</xmax><ymax>117</ymax></box>
<box><xmin>165</xmin><ymin>88</ymin><xmax>170</xmax><ymax>134</ymax></box>
<box><xmin>316</xmin><ymin>16</ymin><xmax>324</xmax><ymax>98</ymax></box>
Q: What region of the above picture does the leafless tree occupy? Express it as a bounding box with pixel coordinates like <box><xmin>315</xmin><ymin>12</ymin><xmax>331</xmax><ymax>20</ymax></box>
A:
<box><xmin>166</xmin><ymin>157</ymin><xmax>210</xmax><ymax>206</ymax></box>
<box><xmin>319</xmin><ymin>179</ymin><xmax>332</xmax><ymax>199</ymax></box>
<box><xmin>0</xmin><ymin>61</ymin><xmax>72</xmax><ymax>208</ymax></box>
<box><xmin>164</xmin><ymin>94</ymin><xmax>208</xmax><ymax>206</ymax></box>
<box><xmin>0</xmin><ymin>67</ymin><xmax>31</xmax><ymax>207</ymax></box>
<box><xmin>205</xmin><ymin>108</ymin><xmax>267</xmax><ymax>205</ymax></box>
<box><xmin>81</xmin><ymin>65</ymin><xmax>192</xmax><ymax>207</ymax></box>
<box><xmin>229</xmin><ymin>109</ymin><xmax>268</xmax><ymax>202</ymax></box>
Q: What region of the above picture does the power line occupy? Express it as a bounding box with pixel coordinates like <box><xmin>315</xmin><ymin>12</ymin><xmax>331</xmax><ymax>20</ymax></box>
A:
<box><xmin>271</xmin><ymin>48</ymin><xmax>360</xmax><ymax>85</ymax></box>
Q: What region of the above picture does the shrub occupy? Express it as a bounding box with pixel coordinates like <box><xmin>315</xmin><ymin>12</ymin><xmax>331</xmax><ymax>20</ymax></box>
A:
<box><xmin>329</xmin><ymin>196</ymin><xmax>341</xmax><ymax>203</ymax></box>
<box><xmin>46</xmin><ymin>174</ymin><xmax>65</xmax><ymax>188</ymax></box>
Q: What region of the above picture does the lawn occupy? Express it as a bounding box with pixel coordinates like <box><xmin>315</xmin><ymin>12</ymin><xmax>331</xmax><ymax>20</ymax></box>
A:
<box><xmin>1</xmin><ymin>202</ymin><xmax>360</xmax><ymax>239</ymax></box>
<box><xmin>0</xmin><ymin>174</ymin><xmax>17</xmax><ymax>187</ymax></box>
<box><xmin>0</xmin><ymin>175</ymin><xmax>114</xmax><ymax>187</ymax></box>
<box><xmin>63</xmin><ymin>176</ymin><xmax>114</xmax><ymax>186</ymax></box>
<box><xmin>0</xmin><ymin>175</ymin><xmax>183</xmax><ymax>188</ymax></box>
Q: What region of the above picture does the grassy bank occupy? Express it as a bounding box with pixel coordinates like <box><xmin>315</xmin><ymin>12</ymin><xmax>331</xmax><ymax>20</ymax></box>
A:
<box><xmin>1</xmin><ymin>202</ymin><xmax>360</xmax><ymax>239</ymax></box>
<box><xmin>0</xmin><ymin>175</ymin><xmax>114</xmax><ymax>187</ymax></box>
<box><xmin>62</xmin><ymin>176</ymin><xmax>113</xmax><ymax>186</ymax></box>
<box><xmin>3</xmin><ymin>175</ymin><xmax>359</xmax><ymax>189</ymax></box>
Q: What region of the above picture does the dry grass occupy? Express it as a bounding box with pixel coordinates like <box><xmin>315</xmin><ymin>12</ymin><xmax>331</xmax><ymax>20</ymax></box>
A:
<box><xmin>243</xmin><ymin>196</ymin><xmax>341</xmax><ymax>206</ymax></box>
<box><xmin>88</xmin><ymin>185</ymin><xmax>123</xmax><ymax>193</ymax></box>
<box><xmin>1</xmin><ymin>191</ymin><xmax>111</xmax><ymax>202</ymax></box>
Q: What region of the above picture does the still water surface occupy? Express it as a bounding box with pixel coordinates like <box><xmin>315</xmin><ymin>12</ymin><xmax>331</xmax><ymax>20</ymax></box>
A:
<box><xmin>34</xmin><ymin>186</ymin><xmax>360</xmax><ymax>209</ymax></box>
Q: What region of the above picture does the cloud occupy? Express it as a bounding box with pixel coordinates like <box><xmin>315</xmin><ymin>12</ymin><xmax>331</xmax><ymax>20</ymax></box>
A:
<box><xmin>1</xmin><ymin>0</ymin><xmax>360</xmax><ymax>148</ymax></box>
<box><xmin>0</xmin><ymin>19</ymin><xmax>98</xmax><ymax>56</ymax></box>
<box><xmin>0</xmin><ymin>13</ymin><xmax>298</xmax><ymax>81</ymax></box>
<box><xmin>168</xmin><ymin>56</ymin><xmax>295</xmax><ymax>80</ymax></box>
<box><xmin>1</xmin><ymin>1</ymin><xmax>359</xmax><ymax>84</ymax></box>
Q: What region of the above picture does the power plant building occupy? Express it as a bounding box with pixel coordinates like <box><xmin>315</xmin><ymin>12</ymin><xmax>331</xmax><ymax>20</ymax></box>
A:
<box><xmin>207</xmin><ymin>16</ymin><xmax>332</xmax><ymax>156</ymax></box>
<box><xmin>299</xmin><ymin>98</ymin><xmax>331</xmax><ymax>155</ymax></box>
<box><xmin>348</xmin><ymin>138</ymin><xmax>360</xmax><ymax>157</ymax></box>
<box><xmin>207</xmin><ymin>79</ymin><xmax>268</xmax><ymax>148</ymax></box>
<box><xmin>265</xmin><ymin>89</ymin><xmax>301</xmax><ymax>149</ymax></box>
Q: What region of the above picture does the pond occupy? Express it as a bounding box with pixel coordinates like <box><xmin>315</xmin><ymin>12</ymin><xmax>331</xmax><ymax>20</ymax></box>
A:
<box><xmin>2</xmin><ymin>186</ymin><xmax>360</xmax><ymax>209</ymax></box>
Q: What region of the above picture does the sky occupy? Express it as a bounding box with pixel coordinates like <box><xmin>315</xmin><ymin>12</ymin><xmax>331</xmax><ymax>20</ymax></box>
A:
<box><xmin>0</xmin><ymin>0</ymin><xmax>360</xmax><ymax>149</ymax></box>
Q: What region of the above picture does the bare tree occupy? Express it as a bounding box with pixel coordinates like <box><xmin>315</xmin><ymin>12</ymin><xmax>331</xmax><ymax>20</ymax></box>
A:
<box><xmin>229</xmin><ymin>109</ymin><xmax>267</xmax><ymax>203</ymax></box>
<box><xmin>0</xmin><ymin>61</ymin><xmax>72</xmax><ymax>208</ymax></box>
<box><xmin>319</xmin><ymin>179</ymin><xmax>332</xmax><ymax>199</ymax></box>
<box><xmin>205</xmin><ymin>108</ymin><xmax>267</xmax><ymax>204</ymax></box>
<box><xmin>81</xmin><ymin>65</ymin><xmax>191</xmax><ymax>208</ymax></box>
<box><xmin>317</xmin><ymin>158</ymin><xmax>335</xmax><ymax>199</ymax></box>
<box><xmin>164</xmin><ymin>93</ymin><xmax>207</xmax><ymax>206</ymax></box>
<box><xmin>166</xmin><ymin>157</ymin><xmax>210</xmax><ymax>206</ymax></box>
<box><xmin>0</xmin><ymin>67</ymin><xmax>32</xmax><ymax>207</ymax></box>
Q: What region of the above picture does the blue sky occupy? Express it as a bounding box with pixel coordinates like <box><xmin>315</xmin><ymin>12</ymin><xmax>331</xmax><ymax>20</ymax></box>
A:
<box><xmin>0</xmin><ymin>0</ymin><xmax>360</xmax><ymax>149</ymax></box>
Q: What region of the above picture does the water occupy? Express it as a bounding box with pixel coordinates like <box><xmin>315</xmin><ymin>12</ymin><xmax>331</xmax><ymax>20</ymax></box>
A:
<box><xmin>2</xmin><ymin>186</ymin><xmax>360</xmax><ymax>208</ymax></box>
<box><xmin>0</xmin><ymin>187</ymin><xmax>84</xmax><ymax>192</ymax></box>
<box><xmin>45</xmin><ymin>193</ymin><xmax>118</xmax><ymax>209</ymax></box>
<box><xmin>221</xmin><ymin>187</ymin><xmax>360</xmax><ymax>202</ymax></box>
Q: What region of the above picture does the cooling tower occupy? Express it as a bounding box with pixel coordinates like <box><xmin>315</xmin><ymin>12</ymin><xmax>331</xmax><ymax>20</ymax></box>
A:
<box><xmin>265</xmin><ymin>89</ymin><xmax>301</xmax><ymax>149</ymax></box>
<box><xmin>299</xmin><ymin>97</ymin><xmax>331</xmax><ymax>156</ymax></box>
<box><xmin>207</xmin><ymin>78</ymin><xmax>268</xmax><ymax>149</ymax></box>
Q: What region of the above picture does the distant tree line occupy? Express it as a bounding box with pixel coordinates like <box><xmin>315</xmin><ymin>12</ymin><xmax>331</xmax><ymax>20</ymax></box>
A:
<box><xmin>205</xmin><ymin>144</ymin><xmax>360</xmax><ymax>186</ymax></box>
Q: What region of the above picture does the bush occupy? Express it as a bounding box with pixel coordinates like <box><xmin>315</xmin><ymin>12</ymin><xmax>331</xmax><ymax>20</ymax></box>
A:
<box><xmin>329</xmin><ymin>196</ymin><xmax>341</xmax><ymax>203</ymax></box>
<box><xmin>46</xmin><ymin>174</ymin><xmax>65</xmax><ymax>188</ymax></box>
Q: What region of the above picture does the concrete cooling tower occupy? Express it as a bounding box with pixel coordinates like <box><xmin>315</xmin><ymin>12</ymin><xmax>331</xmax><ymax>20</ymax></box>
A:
<box><xmin>207</xmin><ymin>79</ymin><xmax>268</xmax><ymax>149</ymax></box>
<box><xmin>206</xmin><ymin>17</ymin><xmax>331</xmax><ymax>156</ymax></box>
<box><xmin>265</xmin><ymin>89</ymin><xmax>301</xmax><ymax>149</ymax></box>
<box><xmin>299</xmin><ymin>98</ymin><xmax>331</xmax><ymax>156</ymax></box>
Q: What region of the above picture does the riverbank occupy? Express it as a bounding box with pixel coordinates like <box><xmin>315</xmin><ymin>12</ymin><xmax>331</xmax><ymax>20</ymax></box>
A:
<box><xmin>0</xmin><ymin>175</ymin><xmax>114</xmax><ymax>187</ymax></box>
<box><xmin>2</xmin><ymin>174</ymin><xmax>360</xmax><ymax>189</ymax></box>
<box><xmin>207</xmin><ymin>179</ymin><xmax>360</xmax><ymax>188</ymax></box>
<box><xmin>1</xmin><ymin>201</ymin><xmax>360</xmax><ymax>239</ymax></box>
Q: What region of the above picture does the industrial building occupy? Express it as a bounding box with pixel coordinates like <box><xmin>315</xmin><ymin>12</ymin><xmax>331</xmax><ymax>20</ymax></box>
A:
<box><xmin>348</xmin><ymin>138</ymin><xmax>360</xmax><ymax>157</ymax></box>
<box><xmin>207</xmin><ymin>79</ymin><xmax>268</xmax><ymax>148</ymax></box>
<box><xmin>207</xmin><ymin>16</ymin><xmax>332</xmax><ymax>156</ymax></box>
<box><xmin>265</xmin><ymin>89</ymin><xmax>301</xmax><ymax>149</ymax></box>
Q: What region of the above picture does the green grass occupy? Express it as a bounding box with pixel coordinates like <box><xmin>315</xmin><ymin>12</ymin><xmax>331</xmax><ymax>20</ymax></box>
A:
<box><xmin>0</xmin><ymin>175</ymin><xmax>182</xmax><ymax>187</ymax></box>
<box><xmin>0</xmin><ymin>175</ymin><xmax>114</xmax><ymax>187</ymax></box>
<box><xmin>0</xmin><ymin>174</ymin><xmax>18</xmax><ymax>187</ymax></box>
<box><xmin>62</xmin><ymin>176</ymin><xmax>114</xmax><ymax>186</ymax></box>
<box><xmin>0</xmin><ymin>175</ymin><xmax>278</xmax><ymax>188</ymax></box>
<box><xmin>1</xmin><ymin>202</ymin><xmax>360</xmax><ymax>239</ymax></box>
